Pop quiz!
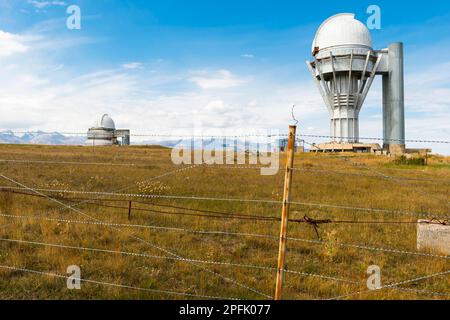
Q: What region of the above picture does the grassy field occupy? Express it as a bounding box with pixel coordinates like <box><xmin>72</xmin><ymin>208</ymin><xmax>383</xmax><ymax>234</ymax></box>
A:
<box><xmin>0</xmin><ymin>144</ymin><xmax>448</xmax><ymax>300</ymax></box>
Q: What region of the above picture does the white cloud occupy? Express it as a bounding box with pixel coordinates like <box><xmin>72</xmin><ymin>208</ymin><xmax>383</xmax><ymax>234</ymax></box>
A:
<box><xmin>241</xmin><ymin>54</ymin><xmax>254</xmax><ymax>59</ymax></box>
<box><xmin>121</xmin><ymin>62</ymin><xmax>144</xmax><ymax>70</ymax></box>
<box><xmin>0</xmin><ymin>30</ymin><xmax>28</xmax><ymax>56</ymax></box>
<box><xmin>404</xmin><ymin>61</ymin><xmax>450</xmax><ymax>114</ymax></box>
<box><xmin>189</xmin><ymin>69</ymin><xmax>247</xmax><ymax>89</ymax></box>
<box><xmin>28</xmin><ymin>1</ymin><xmax>66</xmax><ymax>9</ymax></box>
<box><xmin>0</xmin><ymin>25</ymin><xmax>448</xmax><ymax>154</ymax></box>
<box><xmin>190</xmin><ymin>100</ymin><xmax>242</xmax><ymax>128</ymax></box>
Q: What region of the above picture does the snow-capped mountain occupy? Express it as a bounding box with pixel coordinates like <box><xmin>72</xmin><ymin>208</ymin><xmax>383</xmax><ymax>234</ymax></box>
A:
<box><xmin>0</xmin><ymin>132</ymin><xmax>278</xmax><ymax>150</ymax></box>
<box><xmin>139</xmin><ymin>137</ymin><xmax>277</xmax><ymax>151</ymax></box>
<box><xmin>0</xmin><ymin>131</ymin><xmax>85</xmax><ymax>146</ymax></box>
<box><xmin>0</xmin><ymin>131</ymin><xmax>22</xmax><ymax>144</ymax></box>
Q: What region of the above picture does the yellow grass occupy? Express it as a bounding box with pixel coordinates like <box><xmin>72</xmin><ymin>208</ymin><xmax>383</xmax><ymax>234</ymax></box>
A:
<box><xmin>0</xmin><ymin>144</ymin><xmax>448</xmax><ymax>300</ymax></box>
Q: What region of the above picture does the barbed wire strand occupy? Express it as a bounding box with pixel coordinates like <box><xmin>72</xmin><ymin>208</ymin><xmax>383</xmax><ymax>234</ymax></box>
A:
<box><xmin>0</xmin><ymin>151</ymin><xmax>233</xmax><ymax>229</ymax></box>
<box><xmin>395</xmin><ymin>286</ymin><xmax>450</xmax><ymax>298</ymax></box>
<box><xmin>297</xmin><ymin>133</ymin><xmax>449</xmax><ymax>144</ymax></box>
<box><xmin>0</xmin><ymin>237</ymin><xmax>275</xmax><ymax>272</ymax></box>
<box><xmin>6</xmin><ymin>187</ymin><xmax>444</xmax><ymax>221</ymax></box>
<box><xmin>0</xmin><ymin>173</ymin><xmax>272</xmax><ymax>299</ymax></box>
<box><xmin>286</xmin><ymin>235</ymin><xmax>450</xmax><ymax>260</ymax></box>
<box><xmin>177</xmin><ymin>164</ymin><xmax>450</xmax><ymax>185</ymax></box>
<box><xmin>1</xmin><ymin>135</ymin><xmax>448</xmax><ymax>299</ymax></box>
<box><xmin>303</xmin><ymin>139</ymin><xmax>450</xmax><ymax>205</ymax></box>
<box><xmin>0</xmin><ymin>173</ymin><xmax>271</xmax><ymax>300</ymax></box>
<box><xmin>3</xmin><ymin>157</ymin><xmax>448</xmax><ymax>186</ymax></box>
<box><xmin>0</xmin><ymin>159</ymin><xmax>141</xmax><ymax>167</ymax></box>
<box><xmin>1</xmin><ymin>186</ymin><xmax>446</xmax><ymax>219</ymax></box>
<box><xmin>327</xmin><ymin>269</ymin><xmax>450</xmax><ymax>300</ymax></box>
<box><xmin>1</xmin><ymin>212</ymin><xmax>448</xmax><ymax>260</ymax></box>
<box><xmin>1</xmin><ymin>189</ymin><xmax>280</xmax><ymax>222</ymax></box>
<box><xmin>0</xmin><ymin>212</ymin><xmax>277</xmax><ymax>237</ymax></box>
<box><xmin>1</xmin><ymin>235</ymin><xmax>447</xmax><ymax>298</ymax></box>
<box><xmin>3</xmin><ymin>131</ymin><xmax>449</xmax><ymax>144</ymax></box>
<box><xmin>0</xmin><ymin>237</ymin><xmax>359</xmax><ymax>285</ymax></box>
<box><xmin>0</xmin><ymin>187</ymin><xmax>447</xmax><ymax>297</ymax></box>
<box><xmin>0</xmin><ymin>163</ymin><xmax>201</xmax><ymax>231</ymax></box>
<box><xmin>352</xmin><ymin>158</ymin><xmax>450</xmax><ymax>204</ymax></box>
<box><xmin>0</xmin><ymin>264</ymin><xmax>237</xmax><ymax>300</ymax></box>
<box><xmin>293</xmin><ymin>167</ymin><xmax>450</xmax><ymax>184</ymax></box>
<box><xmin>7</xmin><ymin>189</ymin><xmax>447</xmax><ymax>226</ymax></box>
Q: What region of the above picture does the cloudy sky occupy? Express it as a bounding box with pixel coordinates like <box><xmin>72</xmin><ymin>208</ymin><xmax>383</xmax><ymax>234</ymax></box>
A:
<box><xmin>0</xmin><ymin>0</ymin><xmax>449</xmax><ymax>153</ymax></box>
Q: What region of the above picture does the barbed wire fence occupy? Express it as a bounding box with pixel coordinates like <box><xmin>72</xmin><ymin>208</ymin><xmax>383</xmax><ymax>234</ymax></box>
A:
<box><xmin>0</xmin><ymin>128</ymin><xmax>449</xmax><ymax>299</ymax></box>
<box><xmin>2</xmin><ymin>130</ymin><xmax>450</xmax><ymax>144</ymax></box>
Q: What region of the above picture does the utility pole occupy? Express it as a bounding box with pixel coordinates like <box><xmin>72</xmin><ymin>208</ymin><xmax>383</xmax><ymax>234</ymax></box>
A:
<box><xmin>275</xmin><ymin>125</ymin><xmax>296</xmax><ymax>300</ymax></box>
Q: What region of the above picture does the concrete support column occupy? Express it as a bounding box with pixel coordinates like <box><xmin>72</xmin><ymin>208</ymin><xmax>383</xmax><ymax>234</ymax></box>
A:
<box><xmin>385</xmin><ymin>42</ymin><xmax>405</xmax><ymax>154</ymax></box>
<box><xmin>382</xmin><ymin>75</ymin><xmax>390</xmax><ymax>150</ymax></box>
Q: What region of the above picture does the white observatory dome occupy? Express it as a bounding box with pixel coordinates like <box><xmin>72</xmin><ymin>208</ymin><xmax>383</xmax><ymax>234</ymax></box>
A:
<box><xmin>93</xmin><ymin>114</ymin><xmax>115</xmax><ymax>130</ymax></box>
<box><xmin>312</xmin><ymin>13</ymin><xmax>372</xmax><ymax>54</ymax></box>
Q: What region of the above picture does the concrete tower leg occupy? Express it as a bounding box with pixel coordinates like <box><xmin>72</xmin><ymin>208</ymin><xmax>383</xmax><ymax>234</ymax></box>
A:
<box><xmin>382</xmin><ymin>75</ymin><xmax>390</xmax><ymax>150</ymax></box>
<box><xmin>386</xmin><ymin>42</ymin><xmax>406</xmax><ymax>154</ymax></box>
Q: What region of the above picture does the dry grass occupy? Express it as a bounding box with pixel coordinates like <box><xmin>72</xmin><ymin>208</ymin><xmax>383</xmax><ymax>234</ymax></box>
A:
<box><xmin>0</xmin><ymin>144</ymin><xmax>448</xmax><ymax>300</ymax></box>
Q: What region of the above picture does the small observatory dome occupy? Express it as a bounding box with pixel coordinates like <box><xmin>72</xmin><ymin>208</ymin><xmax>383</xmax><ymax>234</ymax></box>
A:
<box><xmin>86</xmin><ymin>114</ymin><xmax>116</xmax><ymax>146</ymax></box>
<box><xmin>312</xmin><ymin>13</ymin><xmax>372</xmax><ymax>54</ymax></box>
<box><xmin>100</xmin><ymin>114</ymin><xmax>115</xmax><ymax>130</ymax></box>
<box><xmin>86</xmin><ymin>114</ymin><xmax>130</xmax><ymax>147</ymax></box>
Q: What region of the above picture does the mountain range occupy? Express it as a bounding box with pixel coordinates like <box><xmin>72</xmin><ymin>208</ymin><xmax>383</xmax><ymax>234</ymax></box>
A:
<box><xmin>0</xmin><ymin>131</ymin><xmax>278</xmax><ymax>151</ymax></box>
<box><xmin>0</xmin><ymin>131</ymin><xmax>85</xmax><ymax>146</ymax></box>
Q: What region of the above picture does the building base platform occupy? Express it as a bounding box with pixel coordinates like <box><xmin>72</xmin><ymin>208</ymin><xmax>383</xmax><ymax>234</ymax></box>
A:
<box><xmin>309</xmin><ymin>142</ymin><xmax>382</xmax><ymax>153</ymax></box>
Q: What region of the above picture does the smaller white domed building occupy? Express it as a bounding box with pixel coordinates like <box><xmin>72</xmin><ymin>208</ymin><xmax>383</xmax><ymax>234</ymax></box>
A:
<box><xmin>86</xmin><ymin>114</ymin><xmax>130</xmax><ymax>146</ymax></box>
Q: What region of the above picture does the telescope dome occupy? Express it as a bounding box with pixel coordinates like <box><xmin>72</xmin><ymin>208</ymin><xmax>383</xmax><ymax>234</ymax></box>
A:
<box><xmin>93</xmin><ymin>114</ymin><xmax>115</xmax><ymax>130</ymax></box>
<box><xmin>312</xmin><ymin>13</ymin><xmax>372</xmax><ymax>54</ymax></box>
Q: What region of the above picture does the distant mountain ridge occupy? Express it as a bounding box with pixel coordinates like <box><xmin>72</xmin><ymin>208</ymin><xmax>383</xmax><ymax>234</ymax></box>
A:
<box><xmin>0</xmin><ymin>131</ymin><xmax>85</xmax><ymax>146</ymax></box>
<box><xmin>0</xmin><ymin>131</ymin><xmax>278</xmax><ymax>151</ymax></box>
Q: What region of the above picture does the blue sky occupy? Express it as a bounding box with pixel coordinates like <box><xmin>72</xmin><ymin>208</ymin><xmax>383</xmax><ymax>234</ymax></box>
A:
<box><xmin>0</xmin><ymin>0</ymin><xmax>449</xmax><ymax>153</ymax></box>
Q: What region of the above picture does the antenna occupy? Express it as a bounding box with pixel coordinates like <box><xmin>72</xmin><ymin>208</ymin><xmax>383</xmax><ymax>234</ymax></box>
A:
<box><xmin>291</xmin><ymin>105</ymin><xmax>298</xmax><ymax>126</ymax></box>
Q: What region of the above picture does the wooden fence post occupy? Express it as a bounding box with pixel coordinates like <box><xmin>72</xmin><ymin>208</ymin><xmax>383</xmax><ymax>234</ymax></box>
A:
<box><xmin>128</xmin><ymin>200</ymin><xmax>132</xmax><ymax>221</ymax></box>
<box><xmin>274</xmin><ymin>125</ymin><xmax>296</xmax><ymax>300</ymax></box>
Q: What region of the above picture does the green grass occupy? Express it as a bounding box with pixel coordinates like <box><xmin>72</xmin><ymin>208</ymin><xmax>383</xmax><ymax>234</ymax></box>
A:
<box><xmin>0</xmin><ymin>144</ymin><xmax>448</xmax><ymax>300</ymax></box>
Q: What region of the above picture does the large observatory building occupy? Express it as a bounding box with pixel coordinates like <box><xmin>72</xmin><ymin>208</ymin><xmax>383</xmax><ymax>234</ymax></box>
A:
<box><xmin>86</xmin><ymin>114</ymin><xmax>130</xmax><ymax>146</ymax></box>
<box><xmin>307</xmin><ymin>13</ymin><xmax>405</xmax><ymax>154</ymax></box>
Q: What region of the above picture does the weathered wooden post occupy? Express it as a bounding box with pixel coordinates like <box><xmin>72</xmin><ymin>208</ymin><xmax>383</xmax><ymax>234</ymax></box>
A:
<box><xmin>275</xmin><ymin>125</ymin><xmax>296</xmax><ymax>300</ymax></box>
<box><xmin>128</xmin><ymin>200</ymin><xmax>132</xmax><ymax>221</ymax></box>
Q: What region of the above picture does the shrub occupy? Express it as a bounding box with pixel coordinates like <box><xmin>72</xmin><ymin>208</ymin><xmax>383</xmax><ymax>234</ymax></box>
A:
<box><xmin>394</xmin><ymin>155</ymin><xmax>425</xmax><ymax>166</ymax></box>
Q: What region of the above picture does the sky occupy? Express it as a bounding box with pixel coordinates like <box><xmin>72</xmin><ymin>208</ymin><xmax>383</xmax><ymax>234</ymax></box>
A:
<box><xmin>0</xmin><ymin>0</ymin><xmax>449</xmax><ymax>153</ymax></box>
